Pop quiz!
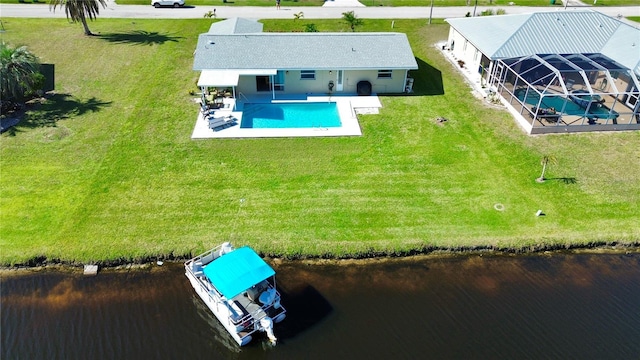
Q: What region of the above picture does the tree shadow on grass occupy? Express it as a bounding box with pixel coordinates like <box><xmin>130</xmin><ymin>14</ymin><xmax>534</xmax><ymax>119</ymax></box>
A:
<box><xmin>548</xmin><ymin>177</ymin><xmax>578</xmax><ymax>184</ymax></box>
<box><xmin>6</xmin><ymin>94</ymin><xmax>112</xmax><ymax>135</ymax></box>
<box><xmin>99</xmin><ymin>30</ymin><xmax>183</xmax><ymax>46</ymax></box>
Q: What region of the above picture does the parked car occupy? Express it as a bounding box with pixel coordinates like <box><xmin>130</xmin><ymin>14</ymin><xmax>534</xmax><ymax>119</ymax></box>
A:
<box><xmin>151</xmin><ymin>0</ymin><xmax>185</xmax><ymax>7</ymax></box>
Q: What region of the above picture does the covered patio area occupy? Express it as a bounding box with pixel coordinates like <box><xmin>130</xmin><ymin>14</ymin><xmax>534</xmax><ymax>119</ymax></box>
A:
<box><xmin>490</xmin><ymin>53</ymin><xmax>640</xmax><ymax>134</ymax></box>
<box><xmin>197</xmin><ymin>69</ymin><xmax>281</xmax><ymax>111</ymax></box>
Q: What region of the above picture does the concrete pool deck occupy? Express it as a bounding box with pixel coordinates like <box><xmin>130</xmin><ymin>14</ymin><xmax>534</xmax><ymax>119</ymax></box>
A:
<box><xmin>190</xmin><ymin>95</ymin><xmax>382</xmax><ymax>139</ymax></box>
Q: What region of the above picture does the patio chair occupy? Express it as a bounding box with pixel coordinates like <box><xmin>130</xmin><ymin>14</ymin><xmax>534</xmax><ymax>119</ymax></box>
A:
<box><xmin>208</xmin><ymin>115</ymin><xmax>237</xmax><ymax>131</ymax></box>
<box><xmin>201</xmin><ymin>103</ymin><xmax>216</xmax><ymax>117</ymax></box>
<box><xmin>532</xmin><ymin>106</ymin><xmax>561</xmax><ymax>123</ymax></box>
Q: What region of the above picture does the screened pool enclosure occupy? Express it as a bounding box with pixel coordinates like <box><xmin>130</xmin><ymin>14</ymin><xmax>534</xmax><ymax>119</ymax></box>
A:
<box><xmin>489</xmin><ymin>53</ymin><xmax>640</xmax><ymax>133</ymax></box>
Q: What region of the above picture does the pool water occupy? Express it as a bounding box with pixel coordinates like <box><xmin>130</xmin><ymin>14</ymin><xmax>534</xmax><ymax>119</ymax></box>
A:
<box><xmin>241</xmin><ymin>102</ymin><xmax>341</xmax><ymax>129</ymax></box>
<box><xmin>515</xmin><ymin>88</ymin><xmax>618</xmax><ymax>120</ymax></box>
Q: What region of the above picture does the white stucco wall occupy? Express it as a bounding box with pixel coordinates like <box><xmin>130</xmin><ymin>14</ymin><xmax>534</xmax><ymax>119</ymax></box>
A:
<box><xmin>447</xmin><ymin>28</ymin><xmax>483</xmax><ymax>75</ymax></box>
<box><xmin>235</xmin><ymin>69</ymin><xmax>408</xmax><ymax>96</ymax></box>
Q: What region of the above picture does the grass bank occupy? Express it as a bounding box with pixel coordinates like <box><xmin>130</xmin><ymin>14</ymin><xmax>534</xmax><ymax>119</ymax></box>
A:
<box><xmin>1</xmin><ymin>18</ymin><xmax>639</xmax><ymax>266</ymax></box>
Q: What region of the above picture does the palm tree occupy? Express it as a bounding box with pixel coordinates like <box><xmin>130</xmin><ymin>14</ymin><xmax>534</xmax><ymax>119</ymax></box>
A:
<box><xmin>342</xmin><ymin>11</ymin><xmax>363</xmax><ymax>32</ymax></box>
<box><xmin>537</xmin><ymin>155</ymin><xmax>558</xmax><ymax>182</ymax></box>
<box><xmin>204</xmin><ymin>9</ymin><xmax>216</xmax><ymax>18</ymax></box>
<box><xmin>0</xmin><ymin>43</ymin><xmax>40</xmax><ymax>102</ymax></box>
<box><xmin>49</xmin><ymin>0</ymin><xmax>107</xmax><ymax>36</ymax></box>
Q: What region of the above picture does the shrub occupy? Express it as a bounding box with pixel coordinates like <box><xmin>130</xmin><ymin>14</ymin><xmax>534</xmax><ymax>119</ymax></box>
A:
<box><xmin>304</xmin><ymin>24</ymin><xmax>318</xmax><ymax>32</ymax></box>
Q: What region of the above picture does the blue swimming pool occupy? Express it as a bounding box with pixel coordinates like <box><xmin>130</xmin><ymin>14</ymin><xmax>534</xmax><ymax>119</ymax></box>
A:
<box><xmin>240</xmin><ymin>102</ymin><xmax>341</xmax><ymax>129</ymax></box>
<box><xmin>515</xmin><ymin>88</ymin><xmax>619</xmax><ymax>121</ymax></box>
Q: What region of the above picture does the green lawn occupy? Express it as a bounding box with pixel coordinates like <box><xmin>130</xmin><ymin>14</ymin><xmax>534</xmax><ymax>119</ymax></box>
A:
<box><xmin>1</xmin><ymin>18</ymin><xmax>639</xmax><ymax>266</ymax></box>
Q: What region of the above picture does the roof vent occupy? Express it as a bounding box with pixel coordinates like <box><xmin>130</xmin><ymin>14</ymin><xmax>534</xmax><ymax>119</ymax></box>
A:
<box><xmin>208</xmin><ymin>40</ymin><xmax>215</xmax><ymax>45</ymax></box>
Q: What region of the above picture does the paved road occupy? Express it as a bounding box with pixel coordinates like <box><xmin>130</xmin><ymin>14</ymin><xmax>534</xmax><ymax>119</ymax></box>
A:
<box><xmin>1</xmin><ymin>2</ymin><xmax>638</xmax><ymax>20</ymax></box>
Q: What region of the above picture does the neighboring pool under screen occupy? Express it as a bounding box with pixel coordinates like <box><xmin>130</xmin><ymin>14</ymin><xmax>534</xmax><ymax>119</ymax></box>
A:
<box><xmin>241</xmin><ymin>102</ymin><xmax>341</xmax><ymax>129</ymax></box>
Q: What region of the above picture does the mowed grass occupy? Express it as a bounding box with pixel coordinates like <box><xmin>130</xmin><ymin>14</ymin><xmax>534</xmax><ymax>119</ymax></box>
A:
<box><xmin>1</xmin><ymin>18</ymin><xmax>639</xmax><ymax>265</ymax></box>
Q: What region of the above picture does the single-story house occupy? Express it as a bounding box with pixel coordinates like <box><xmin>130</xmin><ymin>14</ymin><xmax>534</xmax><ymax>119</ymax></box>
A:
<box><xmin>446</xmin><ymin>11</ymin><xmax>640</xmax><ymax>134</ymax></box>
<box><xmin>193</xmin><ymin>18</ymin><xmax>419</xmax><ymax>102</ymax></box>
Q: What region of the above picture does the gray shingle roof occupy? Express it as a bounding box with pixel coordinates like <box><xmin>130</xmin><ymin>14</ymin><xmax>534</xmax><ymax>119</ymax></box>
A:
<box><xmin>193</xmin><ymin>32</ymin><xmax>418</xmax><ymax>71</ymax></box>
<box><xmin>446</xmin><ymin>11</ymin><xmax>639</xmax><ymax>71</ymax></box>
<box><xmin>207</xmin><ymin>17</ymin><xmax>263</xmax><ymax>35</ymax></box>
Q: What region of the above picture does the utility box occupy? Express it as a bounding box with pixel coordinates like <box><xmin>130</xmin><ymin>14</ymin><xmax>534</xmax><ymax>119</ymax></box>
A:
<box><xmin>39</xmin><ymin>64</ymin><xmax>55</xmax><ymax>92</ymax></box>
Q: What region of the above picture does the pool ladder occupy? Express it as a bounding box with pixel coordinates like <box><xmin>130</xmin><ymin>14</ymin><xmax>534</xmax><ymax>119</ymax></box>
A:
<box><xmin>237</xmin><ymin>92</ymin><xmax>250</xmax><ymax>103</ymax></box>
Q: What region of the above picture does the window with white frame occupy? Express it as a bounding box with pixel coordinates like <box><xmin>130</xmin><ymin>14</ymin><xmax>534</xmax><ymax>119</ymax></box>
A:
<box><xmin>378</xmin><ymin>70</ymin><xmax>392</xmax><ymax>79</ymax></box>
<box><xmin>300</xmin><ymin>70</ymin><xmax>315</xmax><ymax>80</ymax></box>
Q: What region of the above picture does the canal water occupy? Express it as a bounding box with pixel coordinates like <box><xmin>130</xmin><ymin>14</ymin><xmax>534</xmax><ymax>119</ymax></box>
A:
<box><xmin>2</xmin><ymin>253</ymin><xmax>639</xmax><ymax>359</ymax></box>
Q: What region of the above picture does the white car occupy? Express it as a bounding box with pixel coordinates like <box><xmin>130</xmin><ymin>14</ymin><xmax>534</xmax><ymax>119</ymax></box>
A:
<box><xmin>151</xmin><ymin>0</ymin><xmax>185</xmax><ymax>7</ymax></box>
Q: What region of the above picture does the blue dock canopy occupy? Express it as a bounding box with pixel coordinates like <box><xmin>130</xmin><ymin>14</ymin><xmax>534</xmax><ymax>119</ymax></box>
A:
<box><xmin>203</xmin><ymin>246</ymin><xmax>275</xmax><ymax>299</ymax></box>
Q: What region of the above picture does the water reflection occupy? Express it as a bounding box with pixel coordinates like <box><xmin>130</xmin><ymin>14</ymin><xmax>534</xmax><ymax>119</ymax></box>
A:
<box><xmin>2</xmin><ymin>253</ymin><xmax>640</xmax><ymax>359</ymax></box>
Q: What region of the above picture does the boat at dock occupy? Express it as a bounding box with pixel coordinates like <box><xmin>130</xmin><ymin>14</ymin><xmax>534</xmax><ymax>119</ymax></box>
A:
<box><xmin>185</xmin><ymin>242</ymin><xmax>286</xmax><ymax>346</ymax></box>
